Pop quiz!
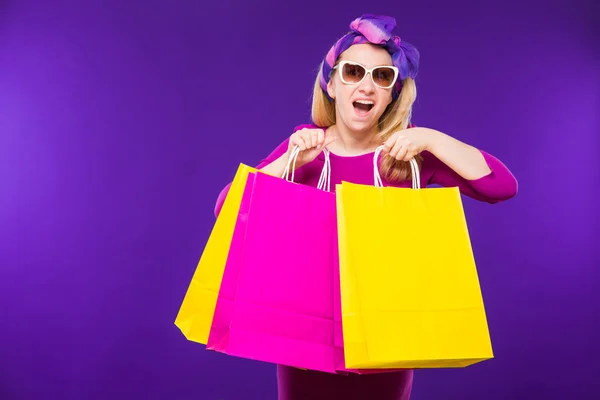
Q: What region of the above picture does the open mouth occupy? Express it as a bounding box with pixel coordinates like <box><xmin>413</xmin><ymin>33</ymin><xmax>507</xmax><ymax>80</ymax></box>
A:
<box><xmin>353</xmin><ymin>100</ymin><xmax>374</xmax><ymax>117</ymax></box>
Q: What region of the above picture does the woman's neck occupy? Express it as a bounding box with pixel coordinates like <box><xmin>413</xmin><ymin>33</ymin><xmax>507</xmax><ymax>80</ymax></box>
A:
<box><xmin>327</xmin><ymin>123</ymin><xmax>380</xmax><ymax>156</ymax></box>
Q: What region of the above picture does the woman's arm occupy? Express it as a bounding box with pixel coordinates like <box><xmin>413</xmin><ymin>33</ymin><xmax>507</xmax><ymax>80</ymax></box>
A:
<box><xmin>383</xmin><ymin>126</ymin><xmax>518</xmax><ymax>203</ymax></box>
<box><xmin>426</xmin><ymin>129</ymin><xmax>492</xmax><ymax>180</ymax></box>
<box><xmin>422</xmin><ymin>128</ymin><xmax>518</xmax><ymax>203</ymax></box>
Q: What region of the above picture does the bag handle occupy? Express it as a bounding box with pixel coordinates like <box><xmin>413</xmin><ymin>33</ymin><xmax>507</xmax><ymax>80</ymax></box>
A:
<box><xmin>373</xmin><ymin>146</ymin><xmax>420</xmax><ymax>189</ymax></box>
<box><xmin>317</xmin><ymin>148</ymin><xmax>331</xmax><ymax>192</ymax></box>
<box><xmin>281</xmin><ymin>144</ymin><xmax>419</xmax><ymax>191</ymax></box>
<box><xmin>281</xmin><ymin>146</ymin><xmax>301</xmax><ymax>182</ymax></box>
<box><xmin>281</xmin><ymin>146</ymin><xmax>331</xmax><ymax>192</ymax></box>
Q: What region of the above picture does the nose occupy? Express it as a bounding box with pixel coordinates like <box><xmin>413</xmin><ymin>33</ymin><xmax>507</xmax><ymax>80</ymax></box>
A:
<box><xmin>358</xmin><ymin>72</ymin><xmax>376</xmax><ymax>94</ymax></box>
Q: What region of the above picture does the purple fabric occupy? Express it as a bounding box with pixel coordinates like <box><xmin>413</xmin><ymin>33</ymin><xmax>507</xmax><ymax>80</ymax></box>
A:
<box><xmin>213</xmin><ymin>124</ymin><xmax>517</xmax><ymax>398</ymax></box>
<box><xmin>276</xmin><ymin>366</ymin><xmax>414</xmax><ymax>400</ymax></box>
<box><xmin>319</xmin><ymin>14</ymin><xmax>420</xmax><ymax>101</ymax></box>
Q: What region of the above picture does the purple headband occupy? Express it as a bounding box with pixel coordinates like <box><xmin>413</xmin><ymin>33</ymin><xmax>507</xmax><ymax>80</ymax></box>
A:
<box><xmin>320</xmin><ymin>14</ymin><xmax>420</xmax><ymax>101</ymax></box>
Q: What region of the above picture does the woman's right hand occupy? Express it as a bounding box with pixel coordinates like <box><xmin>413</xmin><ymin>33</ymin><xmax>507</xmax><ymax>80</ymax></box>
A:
<box><xmin>286</xmin><ymin>128</ymin><xmax>337</xmax><ymax>168</ymax></box>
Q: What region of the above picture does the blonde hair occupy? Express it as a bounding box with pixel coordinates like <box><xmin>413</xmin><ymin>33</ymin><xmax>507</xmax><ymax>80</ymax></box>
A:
<box><xmin>311</xmin><ymin>62</ymin><xmax>421</xmax><ymax>183</ymax></box>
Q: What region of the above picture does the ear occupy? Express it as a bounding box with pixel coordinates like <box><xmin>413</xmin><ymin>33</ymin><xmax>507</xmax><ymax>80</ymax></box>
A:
<box><xmin>327</xmin><ymin>79</ymin><xmax>335</xmax><ymax>100</ymax></box>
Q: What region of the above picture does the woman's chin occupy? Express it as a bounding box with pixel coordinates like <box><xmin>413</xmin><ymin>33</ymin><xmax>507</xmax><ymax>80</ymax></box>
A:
<box><xmin>336</xmin><ymin>108</ymin><xmax>381</xmax><ymax>133</ymax></box>
<box><xmin>346</xmin><ymin>118</ymin><xmax>378</xmax><ymax>133</ymax></box>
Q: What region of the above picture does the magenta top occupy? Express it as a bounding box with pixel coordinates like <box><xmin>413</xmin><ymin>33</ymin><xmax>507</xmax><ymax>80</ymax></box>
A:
<box><xmin>215</xmin><ymin>124</ymin><xmax>518</xmax><ymax>217</ymax></box>
<box><xmin>213</xmin><ymin>123</ymin><xmax>517</xmax><ymax>399</ymax></box>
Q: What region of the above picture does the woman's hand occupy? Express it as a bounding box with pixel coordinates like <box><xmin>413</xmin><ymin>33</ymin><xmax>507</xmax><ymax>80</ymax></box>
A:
<box><xmin>287</xmin><ymin>128</ymin><xmax>337</xmax><ymax>168</ymax></box>
<box><xmin>382</xmin><ymin>127</ymin><xmax>436</xmax><ymax>161</ymax></box>
<box><xmin>258</xmin><ymin>128</ymin><xmax>336</xmax><ymax>178</ymax></box>
<box><xmin>383</xmin><ymin>126</ymin><xmax>494</xmax><ymax>181</ymax></box>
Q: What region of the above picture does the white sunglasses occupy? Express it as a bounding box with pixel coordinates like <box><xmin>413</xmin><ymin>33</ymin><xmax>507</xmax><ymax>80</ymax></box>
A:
<box><xmin>332</xmin><ymin>61</ymin><xmax>399</xmax><ymax>89</ymax></box>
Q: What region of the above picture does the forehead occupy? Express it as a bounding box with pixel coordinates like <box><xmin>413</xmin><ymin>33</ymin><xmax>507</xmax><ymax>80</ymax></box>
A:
<box><xmin>338</xmin><ymin>43</ymin><xmax>393</xmax><ymax>67</ymax></box>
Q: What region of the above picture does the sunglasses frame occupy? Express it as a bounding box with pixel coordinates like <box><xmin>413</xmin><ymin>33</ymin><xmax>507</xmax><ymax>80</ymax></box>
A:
<box><xmin>332</xmin><ymin>61</ymin><xmax>399</xmax><ymax>89</ymax></box>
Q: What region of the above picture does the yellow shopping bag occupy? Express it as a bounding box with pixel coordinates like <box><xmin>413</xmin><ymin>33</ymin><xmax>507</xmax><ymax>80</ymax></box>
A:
<box><xmin>336</xmin><ymin>155</ymin><xmax>493</xmax><ymax>369</ymax></box>
<box><xmin>175</xmin><ymin>163</ymin><xmax>256</xmax><ymax>344</ymax></box>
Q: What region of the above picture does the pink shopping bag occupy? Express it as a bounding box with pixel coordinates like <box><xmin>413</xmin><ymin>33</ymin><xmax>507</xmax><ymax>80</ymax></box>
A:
<box><xmin>206</xmin><ymin>148</ymin><xmax>340</xmax><ymax>373</ymax></box>
<box><xmin>207</xmin><ymin>148</ymin><xmax>404</xmax><ymax>374</ymax></box>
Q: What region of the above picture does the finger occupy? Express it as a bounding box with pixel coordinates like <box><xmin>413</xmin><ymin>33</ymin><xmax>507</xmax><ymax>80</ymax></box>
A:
<box><xmin>323</xmin><ymin>135</ymin><xmax>337</xmax><ymax>147</ymax></box>
<box><xmin>316</xmin><ymin>130</ymin><xmax>325</xmax><ymax>149</ymax></box>
<box><xmin>296</xmin><ymin>133</ymin><xmax>310</xmax><ymax>150</ymax></box>
<box><xmin>395</xmin><ymin>144</ymin><xmax>408</xmax><ymax>161</ymax></box>
<box><xmin>308</xmin><ymin>131</ymin><xmax>317</xmax><ymax>148</ymax></box>
<box><xmin>289</xmin><ymin>137</ymin><xmax>299</xmax><ymax>150</ymax></box>
<box><xmin>403</xmin><ymin>146</ymin><xmax>417</xmax><ymax>162</ymax></box>
<box><xmin>292</xmin><ymin>135</ymin><xmax>307</xmax><ymax>151</ymax></box>
<box><xmin>382</xmin><ymin>137</ymin><xmax>395</xmax><ymax>153</ymax></box>
<box><xmin>388</xmin><ymin>137</ymin><xmax>404</xmax><ymax>159</ymax></box>
<box><xmin>383</xmin><ymin>132</ymin><xmax>404</xmax><ymax>152</ymax></box>
<box><xmin>303</xmin><ymin>132</ymin><xmax>314</xmax><ymax>150</ymax></box>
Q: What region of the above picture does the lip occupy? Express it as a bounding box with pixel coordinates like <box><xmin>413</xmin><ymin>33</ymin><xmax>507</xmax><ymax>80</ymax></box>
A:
<box><xmin>352</xmin><ymin>98</ymin><xmax>376</xmax><ymax>106</ymax></box>
<box><xmin>352</xmin><ymin>98</ymin><xmax>376</xmax><ymax>119</ymax></box>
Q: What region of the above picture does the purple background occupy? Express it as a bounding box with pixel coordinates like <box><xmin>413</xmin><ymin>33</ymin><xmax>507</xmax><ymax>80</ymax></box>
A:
<box><xmin>1</xmin><ymin>0</ymin><xmax>598</xmax><ymax>399</ymax></box>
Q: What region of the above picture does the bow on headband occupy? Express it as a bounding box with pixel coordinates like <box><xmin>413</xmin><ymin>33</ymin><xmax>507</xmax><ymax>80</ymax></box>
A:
<box><xmin>319</xmin><ymin>14</ymin><xmax>420</xmax><ymax>101</ymax></box>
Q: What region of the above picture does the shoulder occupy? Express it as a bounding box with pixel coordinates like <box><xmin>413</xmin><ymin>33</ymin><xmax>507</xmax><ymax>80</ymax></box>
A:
<box><xmin>292</xmin><ymin>123</ymin><xmax>327</xmax><ymax>132</ymax></box>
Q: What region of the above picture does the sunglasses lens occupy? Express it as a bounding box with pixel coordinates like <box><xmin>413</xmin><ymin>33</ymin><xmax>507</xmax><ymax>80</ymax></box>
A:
<box><xmin>341</xmin><ymin>63</ymin><xmax>366</xmax><ymax>84</ymax></box>
<box><xmin>340</xmin><ymin>63</ymin><xmax>397</xmax><ymax>88</ymax></box>
<box><xmin>373</xmin><ymin>67</ymin><xmax>396</xmax><ymax>88</ymax></box>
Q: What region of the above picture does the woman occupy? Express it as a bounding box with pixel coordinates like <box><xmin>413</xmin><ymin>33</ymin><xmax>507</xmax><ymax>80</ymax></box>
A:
<box><xmin>214</xmin><ymin>13</ymin><xmax>517</xmax><ymax>400</ymax></box>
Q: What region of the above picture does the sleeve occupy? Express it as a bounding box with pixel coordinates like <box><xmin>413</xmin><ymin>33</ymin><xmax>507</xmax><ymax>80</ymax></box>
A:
<box><xmin>425</xmin><ymin>149</ymin><xmax>518</xmax><ymax>204</ymax></box>
<box><xmin>213</xmin><ymin>124</ymin><xmax>318</xmax><ymax>217</ymax></box>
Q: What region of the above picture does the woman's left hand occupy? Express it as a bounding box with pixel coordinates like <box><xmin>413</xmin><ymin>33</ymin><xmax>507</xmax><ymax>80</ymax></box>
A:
<box><xmin>382</xmin><ymin>127</ymin><xmax>437</xmax><ymax>161</ymax></box>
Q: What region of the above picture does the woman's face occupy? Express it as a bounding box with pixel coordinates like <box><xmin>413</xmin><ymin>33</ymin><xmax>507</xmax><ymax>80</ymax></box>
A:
<box><xmin>327</xmin><ymin>44</ymin><xmax>395</xmax><ymax>134</ymax></box>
